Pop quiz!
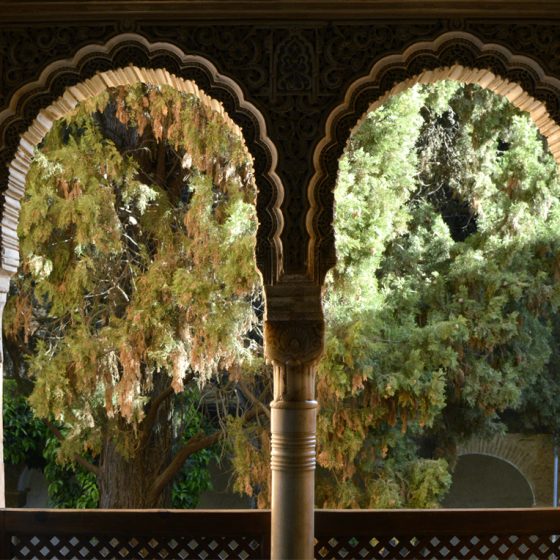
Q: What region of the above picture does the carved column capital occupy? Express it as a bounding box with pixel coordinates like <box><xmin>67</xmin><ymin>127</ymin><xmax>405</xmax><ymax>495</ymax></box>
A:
<box><xmin>264</xmin><ymin>319</ymin><xmax>324</xmax><ymax>366</ymax></box>
<box><xmin>264</xmin><ymin>277</ymin><xmax>325</xmax><ymax>366</ymax></box>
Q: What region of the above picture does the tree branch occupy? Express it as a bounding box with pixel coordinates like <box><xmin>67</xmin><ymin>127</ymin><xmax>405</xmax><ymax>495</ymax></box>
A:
<box><xmin>155</xmin><ymin>137</ymin><xmax>167</xmax><ymax>188</ymax></box>
<box><xmin>139</xmin><ymin>373</ymin><xmax>195</xmax><ymax>448</ymax></box>
<box><xmin>44</xmin><ymin>420</ymin><xmax>99</xmax><ymax>477</ymax></box>
<box><xmin>147</xmin><ymin>406</ymin><xmax>260</xmax><ymax>504</ymax></box>
<box><xmin>147</xmin><ymin>431</ymin><xmax>221</xmax><ymax>505</ymax></box>
<box><xmin>139</xmin><ymin>386</ymin><xmax>174</xmax><ymax>448</ymax></box>
<box><xmin>237</xmin><ymin>379</ymin><xmax>271</xmax><ymax>419</ymax></box>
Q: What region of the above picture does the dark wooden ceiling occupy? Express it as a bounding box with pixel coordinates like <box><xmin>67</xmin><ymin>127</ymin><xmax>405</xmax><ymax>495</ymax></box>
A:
<box><xmin>0</xmin><ymin>0</ymin><xmax>559</xmax><ymax>21</ymax></box>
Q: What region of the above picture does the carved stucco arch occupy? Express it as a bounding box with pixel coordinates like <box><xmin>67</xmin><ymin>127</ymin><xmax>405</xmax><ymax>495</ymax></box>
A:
<box><xmin>0</xmin><ymin>33</ymin><xmax>284</xmax><ymax>285</ymax></box>
<box><xmin>309</xmin><ymin>31</ymin><xmax>560</xmax><ymax>284</ymax></box>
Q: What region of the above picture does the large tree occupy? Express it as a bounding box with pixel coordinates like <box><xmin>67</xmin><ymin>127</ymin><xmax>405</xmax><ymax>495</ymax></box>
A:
<box><xmin>3</xmin><ymin>83</ymin><xmax>266</xmax><ymax>508</ymax></box>
<box><xmin>230</xmin><ymin>81</ymin><xmax>560</xmax><ymax>509</ymax></box>
<box><xmin>317</xmin><ymin>81</ymin><xmax>560</xmax><ymax>508</ymax></box>
<box><xmin>7</xmin><ymin>80</ymin><xmax>560</xmax><ymax>511</ymax></box>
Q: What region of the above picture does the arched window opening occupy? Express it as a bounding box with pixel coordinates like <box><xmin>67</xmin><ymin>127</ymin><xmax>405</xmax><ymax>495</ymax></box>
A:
<box><xmin>318</xmin><ymin>79</ymin><xmax>560</xmax><ymax>509</ymax></box>
<box><xmin>2</xmin><ymin>79</ymin><xmax>270</xmax><ymax>509</ymax></box>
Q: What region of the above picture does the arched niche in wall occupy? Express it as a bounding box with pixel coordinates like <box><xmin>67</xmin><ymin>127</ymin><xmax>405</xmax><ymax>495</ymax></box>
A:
<box><xmin>0</xmin><ymin>33</ymin><xmax>284</xmax><ymax>286</ymax></box>
<box><xmin>458</xmin><ymin>434</ymin><xmax>554</xmax><ymax>506</ymax></box>
<box><xmin>443</xmin><ymin>453</ymin><xmax>535</xmax><ymax>508</ymax></box>
<box><xmin>309</xmin><ymin>31</ymin><xmax>560</xmax><ymax>285</ymax></box>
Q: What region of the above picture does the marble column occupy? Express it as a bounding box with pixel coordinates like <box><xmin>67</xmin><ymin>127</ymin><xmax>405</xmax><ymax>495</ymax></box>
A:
<box><xmin>265</xmin><ymin>280</ymin><xmax>324</xmax><ymax>559</ymax></box>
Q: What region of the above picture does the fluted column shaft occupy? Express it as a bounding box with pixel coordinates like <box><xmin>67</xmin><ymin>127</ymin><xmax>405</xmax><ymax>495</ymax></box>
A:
<box><xmin>265</xmin><ymin>281</ymin><xmax>324</xmax><ymax>560</ymax></box>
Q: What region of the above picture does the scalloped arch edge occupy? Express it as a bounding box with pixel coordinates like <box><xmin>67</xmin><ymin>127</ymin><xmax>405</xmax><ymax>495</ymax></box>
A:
<box><xmin>0</xmin><ymin>33</ymin><xmax>284</xmax><ymax>284</ymax></box>
<box><xmin>308</xmin><ymin>30</ymin><xmax>560</xmax><ymax>283</ymax></box>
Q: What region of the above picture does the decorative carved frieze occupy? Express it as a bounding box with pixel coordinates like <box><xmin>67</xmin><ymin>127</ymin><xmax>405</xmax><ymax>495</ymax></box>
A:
<box><xmin>1</xmin><ymin>21</ymin><xmax>560</xmax><ymax>283</ymax></box>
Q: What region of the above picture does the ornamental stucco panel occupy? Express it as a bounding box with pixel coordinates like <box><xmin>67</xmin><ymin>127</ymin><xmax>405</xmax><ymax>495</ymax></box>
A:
<box><xmin>1</xmin><ymin>19</ymin><xmax>560</xmax><ymax>282</ymax></box>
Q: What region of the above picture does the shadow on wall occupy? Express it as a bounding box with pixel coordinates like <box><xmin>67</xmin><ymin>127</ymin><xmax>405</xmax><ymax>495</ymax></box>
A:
<box><xmin>4</xmin><ymin>465</ymin><xmax>48</xmax><ymax>507</ymax></box>
<box><xmin>6</xmin><ymin>460</ymin><xmax>252</xmax><ymax>509</ymax></box>
<box><xmin>196</xmin><ymin>459</ymin><xmax>254</xmax><ymax>509</ymax></box>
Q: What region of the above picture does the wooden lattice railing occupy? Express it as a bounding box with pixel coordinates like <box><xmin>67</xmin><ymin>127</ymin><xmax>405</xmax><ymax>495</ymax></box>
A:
<box><xmin>1</xmin><ymin>510</ymin><xmax>270</xmax><ymax>559</ymax></box>
<box><xmin>315</xmin><ymin>509</ymin><xmax>560</xmax><ymax>559</ymax></box>
<box><xmin>1</xmin><ymin>508</ymin><xmax>560</xmax><ymax>559</ymax></box>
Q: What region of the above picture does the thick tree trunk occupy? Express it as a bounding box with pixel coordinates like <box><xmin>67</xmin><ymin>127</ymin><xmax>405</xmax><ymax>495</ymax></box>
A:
<box><xmin>97</xmin><ymin>436</ymin><xmax>172</xmax><ymax>508</ymax></box>
<box><xmin>97</xmin><ymin>377</ymin><xmax>174</xmax><ymax>509</ymax></box>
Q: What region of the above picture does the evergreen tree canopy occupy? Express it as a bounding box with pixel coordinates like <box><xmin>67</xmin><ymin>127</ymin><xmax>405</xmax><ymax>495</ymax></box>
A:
<box><xmin>314</xmin><ymin>81</ymin><xmax>560</xmax><ymax>507</ymax></box>
<box><xmin>4</xmin><ymin>83</ymin><xmax>263</xmax><ymax>507</ymax></box>
<box><xmin>6</xmin><ymin>79</ymin><xmax>560</xmax><ymax>510</ymax></box>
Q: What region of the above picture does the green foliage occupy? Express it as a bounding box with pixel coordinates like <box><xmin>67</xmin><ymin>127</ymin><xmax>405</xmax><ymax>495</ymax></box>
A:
<box><xmin>171</xmin><ymin>452</ymin><xmax>214</xmax><ymax>509</ymax></box>
<box><xmin>43</xmin><ymin>432</ymin><xmax>99</xmax><ymax>509</ymax></box>
<box><xmin>4</xmin><ymin>380</ymin><xmax>216</xmax><ymax>508</ymax></box>
<box><xmin>3</xmin><ymin>380</ymin><xmax>99</xmax><ymax>508</ymax></box>
<box><xmin>12</xmin><ymin>84</ymin><xmax>258</xmax><ymax>445</ymax></box>
<box><xmin>10</xmin><ymin>77</ymin><xmax>560</xmax><ymax>511</ymax></box>
<box><xmin>316</xmin><ymin>81</ymin><xmax>560</xmax><ymax>508</ymax></box>
<box><xmin>3</xmin><ymin>381</ymin><xmax>47</xmax><ymax>467</ymax></box>
<box><xmin>5</xmin><ymin>82</ymin><xmax>260</xmax><ymax>507</ymax></box>
<box><xmin>228</xmin><ymin>81</ymin><xmax>560</xmax><ymax>510</ymax></box>
<box><xmin>405</xmin><ymin>459</ymin><xmax>452</xmax><ymax>509</ymax></box>
<box><xmin>228</xmin><ymin>412</ymin><xmax>271</xmax><ymax>509</ymax></box>
<box><xmin>170</xmin><ymin>388</ymin><xmax>217</xmax><ymax>508</ymax></box>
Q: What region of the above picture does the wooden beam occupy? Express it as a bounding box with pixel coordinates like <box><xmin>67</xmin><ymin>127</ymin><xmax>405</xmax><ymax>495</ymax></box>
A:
<box><xmin>0</xmin><ymin>1</ymin><xmax>559</xmax><ymax>21</ymax></box>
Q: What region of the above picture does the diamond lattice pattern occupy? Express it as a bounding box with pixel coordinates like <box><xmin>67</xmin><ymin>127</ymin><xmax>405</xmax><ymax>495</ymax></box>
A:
<box><xmin>11</xmin><ymin>535</ymin><xmax>263</xmax><ymax>559</ymax></box>
<box><xmin>314</xmin><ymin>534</ymin><xmax>560</xmax><ymax>559</ymax></box>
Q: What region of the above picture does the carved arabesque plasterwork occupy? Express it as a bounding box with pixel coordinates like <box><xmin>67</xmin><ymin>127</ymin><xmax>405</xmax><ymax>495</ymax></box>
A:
<box><xmin>0</xmin><ymin>21</ymin><xmax>449</xmax><ymax>282</ymax></box>
<box><xmin>2</xmin><ymin>22</ymin><xmax>560</xmax><ymax>284</ymax></box>
<box><xmin>465</xmin><ymin>23</ymin><xmax>560</xmax><ymax>76</ymax></box>
<box><xmin>274</xmin><ymin>33</ymin><xmax>315</xmax><ymax>95</ymax></box>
